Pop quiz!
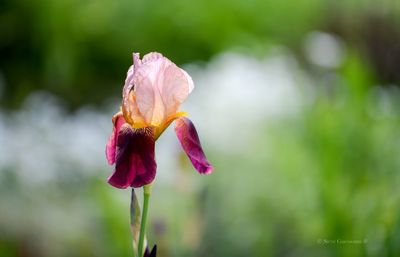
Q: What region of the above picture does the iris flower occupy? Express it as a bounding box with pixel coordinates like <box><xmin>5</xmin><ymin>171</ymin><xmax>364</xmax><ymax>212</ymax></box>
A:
<box><xmin>106</xmin><ymin>52</ymin><xmax>213</xmax><ymax>188</ymax></box>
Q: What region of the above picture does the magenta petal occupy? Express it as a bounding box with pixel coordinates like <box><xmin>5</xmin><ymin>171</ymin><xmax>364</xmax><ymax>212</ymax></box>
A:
<box><xmin>174</xmin><ymin>117</ymin><xmax>214</xmax><ymax>174</ymax></box>
<box><xmin>108</xmin><ymin>125</ymin><xmax>157</xmax><ymax>189</ymax></box>
<box><xmin>106</xmin><ymin>113</ymin><xmax>126</xmax><ymax>165</ymax></box>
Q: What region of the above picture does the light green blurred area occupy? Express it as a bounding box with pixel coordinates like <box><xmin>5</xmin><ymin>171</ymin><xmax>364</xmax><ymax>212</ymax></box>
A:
<box><xmin>1</xmin><ymin>0</ymin><xmax>400</xmax><ymax>257</ymax></box>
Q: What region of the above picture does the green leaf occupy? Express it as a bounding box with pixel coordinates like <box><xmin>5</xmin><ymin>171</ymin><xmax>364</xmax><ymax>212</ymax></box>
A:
<box><xmin>130</xmin><ymin>189</ymin><xmax>141</xmax><ymax>257</ymax></box>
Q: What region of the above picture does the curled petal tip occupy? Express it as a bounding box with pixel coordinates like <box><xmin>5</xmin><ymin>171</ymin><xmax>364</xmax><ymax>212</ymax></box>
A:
<box><xmin>195</xmin><ymin>162</ymin><xmax>213</xmax><ymax>175</ymax></box>
<box><xmin>133</xmin><ymin>53</ymin><xmax>141</xmax><ymax>67</ymax></box>
<box><xmin>202</xmin><ymin>165</ymin><xmax>214</xmax><ymax>175</ymax></box>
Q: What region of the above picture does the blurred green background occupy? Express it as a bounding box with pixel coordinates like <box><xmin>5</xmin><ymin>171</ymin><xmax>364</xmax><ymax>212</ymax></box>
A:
<box><xmin>1</xmin><ymin>0</ymin><xmax>400</xmax><ymax>256</ymax></box>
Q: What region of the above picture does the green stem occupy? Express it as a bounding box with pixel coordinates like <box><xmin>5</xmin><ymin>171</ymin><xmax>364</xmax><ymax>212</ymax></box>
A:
<box><xmin>138</xmin><ymin>184</ymin><xmax>151</xmax><ymax>256</ymax></box>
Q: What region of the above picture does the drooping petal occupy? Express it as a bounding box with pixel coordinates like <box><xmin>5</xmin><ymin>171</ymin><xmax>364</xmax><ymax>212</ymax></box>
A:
<box><xmin>174</xmin><ymin>117</ymin><xmax>213</xmax><ymax>174</ymax></box>
<box><xmin>108</xmin><ymin>125</ymin><xmax>156</xmax><ymax>189</ymax></box>
<box><xmin>106</xmin><ymin>112</ymin><xmax>126</xmax><ymax>165</ymax></box>
<box><xmin>130</xmin><ymin>128</ymin><xmax>157</xmax><ymax>187</ymax></box>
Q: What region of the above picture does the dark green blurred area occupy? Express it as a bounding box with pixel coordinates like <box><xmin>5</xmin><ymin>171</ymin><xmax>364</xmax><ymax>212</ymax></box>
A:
<box><xmin>1</xmin><ymin>0</ymin><xmax>399</xmax><ymax>109</ymax></box>
<box><xmin>1</xmin><ymin>0</ymin><xmax>400</xmax><ymax>257</ymax></box>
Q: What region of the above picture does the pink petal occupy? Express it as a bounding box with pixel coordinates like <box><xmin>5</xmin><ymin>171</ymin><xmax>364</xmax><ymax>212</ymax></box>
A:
<box><xmin>105</xmin><ymin>113</ymin><xmax>126</xmax><ymax>165</ymax></box>
<box><xmin>142</xmin><ymin>52</ymin><xmax>163</xmax><ymax>64</ymax></box>
<box><xmin>123</xmin><ymin>90</ymin><xmax>147</xmax><ymax>127</ymax></box>
<box><xmin>161</xmin><ymin>64</ymin><xmax>192</xmax><ymax>119</ymax></box>
<box><xmin>174</xmin><ymin>117</ymin><xmax>213</xmax><ymax>174</ymax></box>
<box><xmin>124</xmin><ymin>53</ymin><xmax>141</xmax><ymax>97</ymax></box>
<box><xmin>182</xmin><ymin>69</ymin><xmax>194</xmax><ymax>94</ymax></box>
<box><xmin>133</xmin><ymin>52</ymin><xmax>141</xmax><ymax>68</ymax></box>
<box><xmin>134</xmin><ymin>72</ymin><xmax>161</xmax><ymax>125</ymax></box>
<box><xmin>134</xmin><ymin>53</ymin><xmax>193</xmax><ymax>125</ymax></box>
<box><xmin>122</xmin><ymin>53</ymin><xmax>144</xmax><ymax>124</ymax></box>
<box><xmin>122</xmin><ymin>65</ymin><xmax>135</xmax><ymax>112</ymax></box>
<box><xmin>108</xmin><ymin>125</ymin><xmax>156</xmax><ymax>189</ymax></box>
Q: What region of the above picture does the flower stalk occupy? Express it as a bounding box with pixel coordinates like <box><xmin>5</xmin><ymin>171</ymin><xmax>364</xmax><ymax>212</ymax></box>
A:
<box><xmin>138</xmin><ymin>184</ymin><xmax>152</xmax><ymax>256</ymax></box>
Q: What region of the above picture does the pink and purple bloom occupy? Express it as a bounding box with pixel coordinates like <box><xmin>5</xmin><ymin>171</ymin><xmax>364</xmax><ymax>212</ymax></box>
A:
<box><xmin>106</xmin><ymin>52</ymin><xmax>213</xmax><ymax>188</ymax></box>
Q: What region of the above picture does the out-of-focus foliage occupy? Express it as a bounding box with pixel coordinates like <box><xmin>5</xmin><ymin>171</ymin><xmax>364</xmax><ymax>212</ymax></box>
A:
<box><xmin>1</xmin><ymin>0</ymin><xmax>399</xmax><ymax>109</ymax></box>
<box><xmin>0</xmin><ymin>0</ymin><xmax>323</xmax><ymax>109</ymax></box>
<box><xmin>1</xmin><ymin>0</ymin><xmax>400</xmax><ymax>257</ymax></box>
<box><xmin>197</xmin><ymin>54</ymin><xmax>400</xmax><ymax>257</ymax></box>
